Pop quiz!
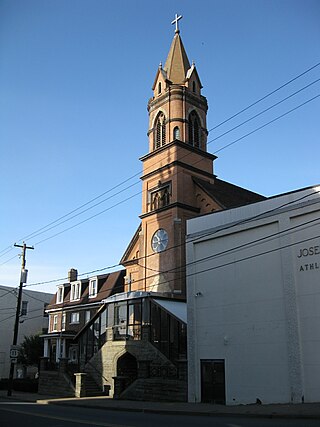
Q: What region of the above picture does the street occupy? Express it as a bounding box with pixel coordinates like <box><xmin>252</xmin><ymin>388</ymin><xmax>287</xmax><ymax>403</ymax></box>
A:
<box><xmin>0</xmin><ymin>401</ymin><xmax>318</xmax><ymax>427</ymax></box>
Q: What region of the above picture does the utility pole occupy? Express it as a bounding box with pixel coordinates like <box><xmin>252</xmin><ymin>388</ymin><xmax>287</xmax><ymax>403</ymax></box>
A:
<box><xmin>7</xmin><ymin>242</ymin><xmax>34</xmax><ymax>396</ymax></box>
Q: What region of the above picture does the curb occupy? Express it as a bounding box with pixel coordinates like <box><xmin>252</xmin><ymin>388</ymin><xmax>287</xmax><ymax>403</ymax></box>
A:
<box><xmin>42</xmin><ymin>399</ymin><xmax>320</xmax><ymax>420</ymax></box>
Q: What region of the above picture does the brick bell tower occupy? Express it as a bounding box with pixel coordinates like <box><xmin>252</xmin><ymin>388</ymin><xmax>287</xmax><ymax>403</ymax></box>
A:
<box><xmin>121</xmin><ymin>15</ymin><xmax>217</xmax><ymax>298</ymax></box>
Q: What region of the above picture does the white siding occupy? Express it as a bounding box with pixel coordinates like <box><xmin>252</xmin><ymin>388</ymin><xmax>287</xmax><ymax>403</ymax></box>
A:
<box><xmin>187</xmin><ymin>186</ymin><xmax>320</xmax><ymax>405</ymax></box>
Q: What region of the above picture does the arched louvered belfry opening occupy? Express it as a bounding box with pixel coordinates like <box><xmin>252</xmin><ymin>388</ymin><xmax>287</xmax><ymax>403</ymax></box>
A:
<box><xmin>154</xmin><ymin>112</ymin><xmax>166</xmax><ymax>150</ymax></box>
<box><xmin>188</xmin><ymin>110</ymin><xmax>201</xmax><ymax>148</ymax></box>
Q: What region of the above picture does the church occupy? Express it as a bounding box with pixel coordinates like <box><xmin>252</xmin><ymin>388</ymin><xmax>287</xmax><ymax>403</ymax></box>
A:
<box><xmin>41</xmin><ymin>16</ymin><xmax>265</xmax><ymax>401</ymax></box>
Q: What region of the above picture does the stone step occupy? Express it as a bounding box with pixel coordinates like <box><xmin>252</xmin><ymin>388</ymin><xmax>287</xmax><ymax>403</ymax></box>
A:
<box><xmin>120</xmin><ymin>378</ymin><xmax>187</xmax><ymax>402</ymax></box>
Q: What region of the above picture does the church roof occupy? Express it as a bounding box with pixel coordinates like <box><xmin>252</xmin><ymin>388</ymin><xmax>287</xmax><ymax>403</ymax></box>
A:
<box><xmin>164</xmin><ymin>32</ymin><xmax>191</xmax><ymax>84</ymax></box>
<box><xmin>120</xmin><ymin>223</ymin><xmax>142</xmax><ymax>265</ymax></box>
<box><xmin>193</xmin><ymin>177</ymin><xmax>266</xmax><ymax>209</ymax></box>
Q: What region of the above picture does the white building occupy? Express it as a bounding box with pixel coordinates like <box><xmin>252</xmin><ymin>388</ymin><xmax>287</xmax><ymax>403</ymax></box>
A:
<box><xmin>186</xmin><ymin>185</ymin><xmax>320</xmax><ymax>405</ymax></box>
<box><xmin>0</xmin><ymin>285</ymin><xmax>53</xmax><ymax>379</ymax></box>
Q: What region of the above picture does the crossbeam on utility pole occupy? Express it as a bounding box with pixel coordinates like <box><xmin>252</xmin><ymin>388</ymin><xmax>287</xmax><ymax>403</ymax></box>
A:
<box><xmin>7</xmin><ymin>242</ymin><xmax>34</xmax><ymax>396</ymax></box>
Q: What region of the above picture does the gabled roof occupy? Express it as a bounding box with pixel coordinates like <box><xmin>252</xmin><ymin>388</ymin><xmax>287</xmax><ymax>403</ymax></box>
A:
<box><xmin>164</xmin><ymin>32</ymin><xmax>191</xmax><ymax>84</ymax></box>
<box><xmin>193</xmin><ymin>177</ymin><xmax>266</xmax><ymax>209</ymax></box>
<box><xmin>186</xmin><ymin>62</ymin><xmax>203</xmax><ymax>89</ymax></box>
<box><xmin>120</xmin><ymin>223</ymin><xmax>142</xmax><ymax>265</ymax></box>
<box><xmin>152</xmin><ymin>66</ymin><xmax>168</xmax><ymax>91</ymax></box>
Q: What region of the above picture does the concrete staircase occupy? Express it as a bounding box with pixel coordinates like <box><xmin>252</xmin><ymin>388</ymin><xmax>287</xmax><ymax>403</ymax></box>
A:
<box><xmin>119</xmin><ymin>378</ymin><xmax>187</xmax><ymax>402</ymax></box>
<box><xmin>83</xmin><ymin>374</ymin><xmax>108</xmax><ymax>397</ymax></box>
<box><xmin>38</xmin><ymin>370</ymin><xmax>75</xmax><ymax>397</ymax></box>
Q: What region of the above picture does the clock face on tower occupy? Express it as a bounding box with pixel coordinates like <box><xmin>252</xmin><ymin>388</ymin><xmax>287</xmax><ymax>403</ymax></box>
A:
<box><xmin>151</xmin><ymin>228</ymin><xmax>168</xmax><ymax>253</ymax></box>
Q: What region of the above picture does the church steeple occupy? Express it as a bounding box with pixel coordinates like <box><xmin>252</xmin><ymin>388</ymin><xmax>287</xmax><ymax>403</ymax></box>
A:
<box><xmin>148</xmin><ymin>16</ymin><xmax>207</xmax><ymax>153</ymax></box>
<box><xmin>121</xmin><ymin>16</ymin><xmax>264</xmax><ymax>299</ymax></box>
<box><xmin>122</xmin><ymin>16</ymin><xmax>217</xmax><ymax>297</ymax></box>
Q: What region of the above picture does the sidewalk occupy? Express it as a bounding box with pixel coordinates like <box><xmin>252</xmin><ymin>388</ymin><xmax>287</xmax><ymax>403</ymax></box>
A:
<box><xmin>1</xmin><ymin>390</ymin><xmax>320</xmax><ymax>419</ymax></box>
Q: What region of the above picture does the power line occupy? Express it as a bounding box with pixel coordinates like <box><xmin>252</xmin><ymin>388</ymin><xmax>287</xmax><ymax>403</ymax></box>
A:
<box><xmin>1</xmin><ymin>62</ymin><xmax>319</xmax><ymax>258</ymax></box>
<box><xmin>208</xmin><ymin>77</ymin><xmax>320</xmax><ymax>147</ymax></box>
<box><xmin>213</xmin><ymin>93</ymin><xmax>320</xmax><ymax>154</ymax></box>
<box><xmin>0</xmin><ymin>290</ymin><xmax>52</xmax><ymax>316</ymax></box>
<box><xmin>27</xmin><ymin>87</ymin><xmax>320</xmax><ymax>247</ymax></box>
<box><xmin>0</xmin><ymin>254</ymin><xmax>19</xmax><ymax>267</ymax></box>
<box><xmin>25</xmin><ymin>219</ymin><xmax>320</xmax><ymax>300</ymax></box>
<box><xmin>23</xmin><ymin>289</ymin><xmax>54</xmax><ymax>304</ymax></box>
<box><xmin>24</xmin><ymin>188</ymin><xmax>320</xmax><ymax>289</ymax></box>
<box><xmin>26</xmin><ymin>188</ymin><xmax>320</xmax><ymax>287</ymax></box>
<box><xmin>34</xmin><ymin>191</ymin><xmax>141</xmax><ymax>246</ymax></box>
<box><xmin>0</xmin><ymin>288</ymin><xmax>17</xmax><ymax>298</ymax></box>
<box><xmin>30</xmin><ymin>93</ymin><xmax>320</xmax><ymax>247</ymax></box>
<box><xmin>0</xmin><ymin>306</ymin><xmax>45</xmax><ymax>324</ymax></box>
<box><xmin>207</xmin><ymin>61</ymin><xmax>320</xmax><ymax>132</ymax></box>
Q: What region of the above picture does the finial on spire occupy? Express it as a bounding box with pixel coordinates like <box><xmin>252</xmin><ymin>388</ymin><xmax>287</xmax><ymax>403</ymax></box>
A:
<box><xmin>171</xmin><ymin>13</ymin><xmax>183</xmax><ymax>34</ymax></box>
<box><xmin>159</xmin><ymin>61</ymin><xmax>162</xmax><ymax>69</ymax></box>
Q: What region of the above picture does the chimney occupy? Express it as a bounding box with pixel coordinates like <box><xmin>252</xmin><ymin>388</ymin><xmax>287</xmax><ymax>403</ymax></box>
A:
<box><xmin>68</xmin><ymin>268</ymin><xmax>78</xmax><ymax>282</ymax></box>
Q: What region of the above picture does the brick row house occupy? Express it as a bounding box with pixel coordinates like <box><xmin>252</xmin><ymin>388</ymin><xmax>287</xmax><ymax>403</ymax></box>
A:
<box><xmin>42</xmin><ymin>269</ymin><xmax>125</xmax><ymax>369</ymax></box>
<box><xmin>40</xmin><ymin>17</ymin><xmax>264</xmax><ymax>400</ymax></box>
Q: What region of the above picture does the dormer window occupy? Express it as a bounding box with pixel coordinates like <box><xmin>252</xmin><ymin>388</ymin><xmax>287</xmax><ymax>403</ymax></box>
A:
<box><xmin>70</xmin><ymin>281</ymin><xmax>81</xmax><ymax>301</ymax></box>
<box><xmin>89</xmin><ymin>277</ymin><xmax>98</xmax><ymax>298</ymax></box>
<box><xmin>173</xmin><ymin>126</ymin><xmax>180</xmax><ymax>140</ymax></box>
<box><xmin>154</xmin><ymin>112</ymin><xmax>166</xmax><ymax>149</ymax></box>
<box><xmin>56</xmin><ymin>286</ymin><xmax>64</xmax><ymax>304</ymax></box>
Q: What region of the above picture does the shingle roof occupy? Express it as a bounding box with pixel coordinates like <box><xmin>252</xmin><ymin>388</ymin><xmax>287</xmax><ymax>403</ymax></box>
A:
<box><xmin>193</xmin><ymin>177</ymin><xmax>266</xmax><ymax>209</ymax></box>
<box><xmin>47</xmin><ymin>269</ymin><xmax>125</xmax><ymax>310</ymax></box>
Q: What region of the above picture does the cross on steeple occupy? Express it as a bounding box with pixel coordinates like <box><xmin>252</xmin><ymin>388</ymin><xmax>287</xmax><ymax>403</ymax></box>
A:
<box><xmin>171</xmin><ymin>13</ymin><xmax>183</xmax><ymax>34</ymax></box>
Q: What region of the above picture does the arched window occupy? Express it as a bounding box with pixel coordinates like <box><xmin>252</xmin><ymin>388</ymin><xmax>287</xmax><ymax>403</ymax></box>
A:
<box><xmin>154</xmin><ymin>112</ymin><xmax>166</xmax><ymax>149</ymax></box>
<box><xmin>188</xmin><ymin>111</ymin><xmax>201</xmax><ymax>148</ymax></box>
<box><xmin>173</xmin><ymin>126</ymin><xmax>180</xmax><ymax>140</ymax></box>
<box><xmin>158</xmin><ymin>82</ymin><xmax>162</xmax><ymax>95</ymax></box>
<box><xmin>192</xmin><ymin>81</ymin><xmax>196</xmax><ymax>93</ymax></box>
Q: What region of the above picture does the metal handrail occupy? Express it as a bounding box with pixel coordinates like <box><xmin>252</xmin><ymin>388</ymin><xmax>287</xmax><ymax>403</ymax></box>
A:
<box><xmin>86</xmin><ymin>359</ymin><xmax>110</xmax><ymax>385</ymax></box>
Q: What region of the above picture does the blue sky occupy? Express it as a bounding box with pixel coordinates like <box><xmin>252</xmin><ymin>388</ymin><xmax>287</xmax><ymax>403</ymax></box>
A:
<box><xmin>0</xmin><ymin>0</ymin><xmax>319</xmax><ymax>293</ymax></box>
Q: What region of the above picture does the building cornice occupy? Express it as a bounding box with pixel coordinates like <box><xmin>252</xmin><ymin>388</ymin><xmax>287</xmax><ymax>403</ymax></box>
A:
<box><xmin>140</xmin><ymin>139</ymin><xmax>217</xmax><ymax>163</ymax></box>
<box><xmin>46</xmin><ymin>300</ymin><xmax>103</xmax><ymax>313</ymax></box>
<box><xmin>139</xmin><ymin>201</ymin><xmax>200</xmax><ymax>219</ymax></box>
<box><xmin>141</xmin><ymin>159</ymin><xmax>216</xmax><ymax>182</ymax></box>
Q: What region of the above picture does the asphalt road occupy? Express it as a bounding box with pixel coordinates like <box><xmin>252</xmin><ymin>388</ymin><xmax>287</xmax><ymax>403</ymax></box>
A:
<box><xmin>0</xmin><ymin>401</ymin><xmax>318</xmax><ymax>427</ymax></box>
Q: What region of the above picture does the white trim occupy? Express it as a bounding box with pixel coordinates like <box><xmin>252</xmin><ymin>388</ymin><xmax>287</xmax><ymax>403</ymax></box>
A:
<box><xmin>46</xmin><ymin>301</ymin><xmax>102</xmax><ymax>313</ymax></box>
<box><xmin>61</xmin><ymin>312</ymin><xmax>66</xmax><ymax>331</ymax></box>
<box><xmin>56</xmin><ymin>285</ymin><xmax>64</xmax><ymax>304</ymax></box>
<box><xmin>43</xmin><ymin>339</ymin><xmax>49</xmax><ymax>357</ymax></box>
<box><xmin>154</xmin><ymin>299</ymin><xmax>187</xmax><ymax>323</ymax></box>
<box><xmin>52</xmin><ymin>314</ymin><xmax>58</xmax><ymax>332</ymax></box>
<box><xmin>70</xmin><ymin>281</ymin><xmax>81</xmax><ymax>301</ymax></box>
<box><xmin>70</xmin><ymin>312</ymin><xmax>80</xmax><ymax>324</ymax></box>
<box><xmin>88</xmin><ymin>277</ymin><xmax>98</xmax><ymax>298</ymax></box>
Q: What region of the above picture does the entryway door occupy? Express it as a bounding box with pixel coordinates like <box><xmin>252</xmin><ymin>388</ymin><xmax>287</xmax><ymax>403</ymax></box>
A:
<box><xmin>201</xmin><ymin>359</ymin><xmax>226</xmax><ymax>404</ymax></box>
